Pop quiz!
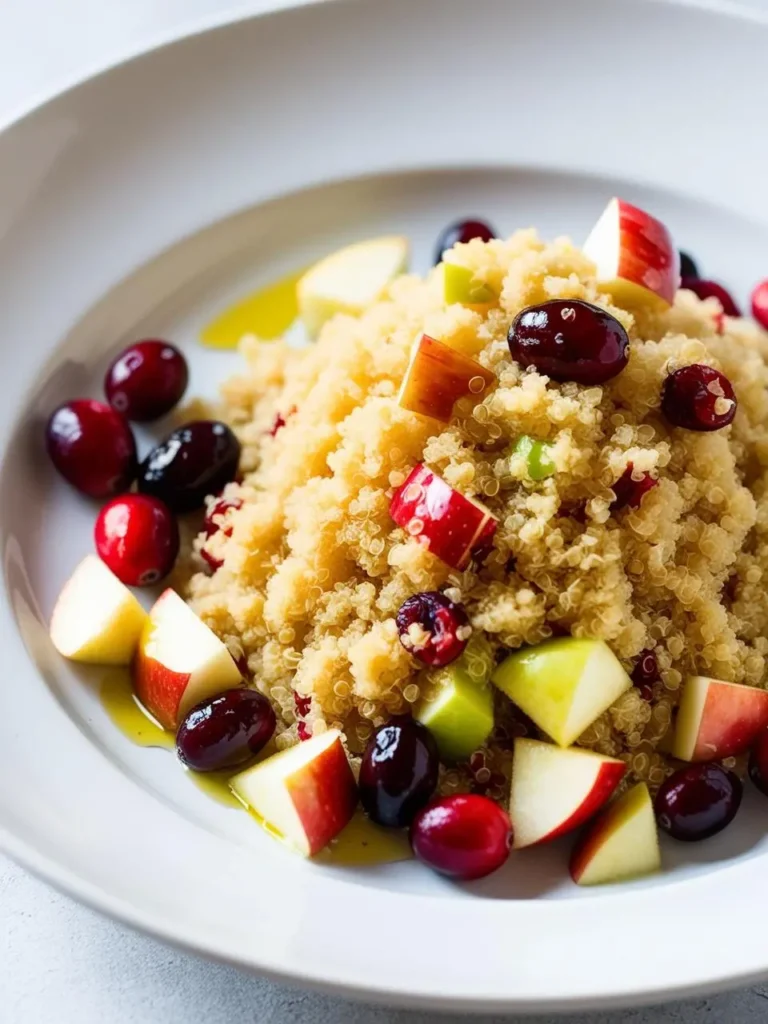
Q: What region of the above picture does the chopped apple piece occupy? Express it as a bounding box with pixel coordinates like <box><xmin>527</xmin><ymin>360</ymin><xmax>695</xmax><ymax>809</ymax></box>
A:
<box><xmin>512</xmin><ymin>435</ymin><xmax>555</xmax><ymax>481</ymax></box>
<box><xmin>510</xmin><ymin>739</ymin><xmax>626</xmax><ymax>848</ymax></box>
<box><xmin>492</xmin><ymin>637</ymin><xmax>631</xmax><ymax>747</ymax></box>
<box><xmin>672</xmin><ymin>675</ymin><xmax>768</xmax><ymax>762</ymax></box>
<box><xmin>133</xmin><ymin>588</ymin><xmax>242</xmax><ymax>730</ymax></box>
<box><xmin>416</xmin><ymin>662</ymin><xmax>494</xmax><ymax>762</ymax></box>
<box><xmin>297</xmin><ymin>236</ymin><xmax>408</xmax><ymax>338</ymax></box>
<box><xmin>390</xmin><ymin>463</ymin><xmax>497</xmax><ymax>571</ymax></box>
<box><xmin>398</xmin><ymin>333</ymin><xmax>495</xmax><ymax>423</ymax></box>
<box><xmin>49</xmin><ymin>555</ymin><xmax>147</xmax><ymax>665</ymax></box>
<box><xmin>231</xmin><ymin>729</ymin><xmax>358</xmax><ymax>857</ymax></box>
<box><xmin>443</xmin><ymin>263</ymin><xmax>498</xmax><ymax>305</ymax></box>
<box><xmin>570</xmin><ymin>783</ymin><xmax>661</xmax><ymax>886</ymax></box>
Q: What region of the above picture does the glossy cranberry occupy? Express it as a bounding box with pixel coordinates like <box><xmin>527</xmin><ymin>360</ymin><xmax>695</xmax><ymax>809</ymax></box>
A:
<box><xmin>176</xmin><ymin>688</ymin><xmax>276</xmax><ymax>771</ymax></box>
<box><xmin>661</xmin><ymin>364</ymin><xmax>736</xmax><ymax>432</ymax></box>
<box><xmin>138</xmin><ymin>420</ymin><xmax>240</xmax><ymax>513</ymax></box>
<box><xmin>611</xmin><ymin>463</ymin><xmax>658</xmax><ymax>511</ymax></box>
<box><xmin>410</xmin><ymin>794</ymin><xmax>512</xmax><ymax>880</ymax></box>
<box><xmin>359</xmin><ymin>717</ymin><xmax>439</xmax><ymax>828</ymax></box>
<box><xmin>396</xmin><ymin>592</ymin><xmax>469</xmax><ymax>667</ymax></box>
<box><xmin>105</xmin><ymin>339</ymin><xmax>188</xmax><ymax>422</ymax></box>
<box><xmin>655</xmin><ymin>763</ymin><xmax>742</xmax><ymax>842</ymax></box>
<box><xmin>748</xmin><ymin>728</ymin><xmax>768</xmax><ymax>796</ymax></box>
<box><xmin>434</xmin><ymin>219</ymin><xmax>495</xmax><ymax>264</ymax></box>
<box><xmin>681</xmin><ymin>278</ymin><xmax>740</xmax><ymax>317</ymax></box>
<box><xmin>508</xmin><ymin>299</ymin><xmax>629</xmax><ymax>385</ymax></box>
<box><xmin>45</xmin><ymin>399</ymin><xmax>137</xmax><ymax>499</ymax></box>
<box><xmin>679</xmin><ymin>251</ymin><xmax>699</xmax><ymax>280</ymax></box>
<box><xmin>631</xmin><ymin>650</ymin><xmax>659</xmax><ymax>702</ymax></box>
<box><xmin>95</xmin><ymin>493</ymin><xmax>179</xmax><ymax>586</ymax></box>
<box><xmin>750</xmin><ymin>279</ymin><xmax>768</xmax><ymax>330</ymax></box>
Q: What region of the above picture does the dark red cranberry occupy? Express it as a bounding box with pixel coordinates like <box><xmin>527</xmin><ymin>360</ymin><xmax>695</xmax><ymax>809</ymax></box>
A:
<box><xmin>751</xmin><ymin>279</ymin><xmax>768</xmax><ymax>330</ymax></box>
<box><xmin>200</xmin><ymin>497</ymin><xmax>243</xmax><ymax>572</ymax></box>
<box><xmin>631</xmin><ymin>650</ymin><xmax>658</xmax><ymax>702</ymax></box>
<box><xmin>410</xmin><ymin>794</ymin><xmax>511</xmax><ymax>880</ymax></box>
<box><xmin>679</xmin><ymin>251</ymin><xmax>699</xmax><ymax>280</ymax></box>
<box><xmin>748</xmin><ymin>728</ymin><xmax>768</xmax><ymax>795</ymax></box>
<box><xmin>297</xmin><ymin>722</ymin><xmax>312</xmax><ymax>741</ymax></box>
<box><xmin>138</xmin><ymin>420</ymin><xmax>240</xmax><ymax>513</ymax></box>
<box><xmin>655</xmin><ymin>763</ymin><xmax>742</xmax><ymax>841</ymax></box>
<box><xmin>508</xmin><ymin>299</ymin><xmax>629</xmax><ymax>385</ymax></box>
<box><xmin>294</xmin><ymin>692</ymin><xmax>312</xmax><ymax>718</ymax></box>
<box><xmin>681</xmin><ymin>278</ymin><xmax>740</xmax><ymax>317</ymax></box>
<box><xmin>105</xmin><ymin>339</ymin><xmax>188</xmax><ymax>422</ymax></box>
<box><xmin>611</xmin><ymin>463</ymin><xmax>658</xmax><ymax>511</ymax></box>
<box><xmin>268</xmin><ymin>406</ymin><xmax>296</xmax><ymax>437</ymax></box>
<box><xmin>95</xmin><ymin>493</ymin><xmax>179</xmax><ymax>586</ymax></box>
<box><xmin>661</xmin><ymin>364</ymin><xmax>736</xmax><ymax>432</ymax></box>
<box><xmin>45</xmin><ymin>399</ymin><xmax>137</xmax><ymax>499</ymax></box>
<box><xmin>359</xmin><ymin>717</ymin><xmax>439</xmax><ymax>828</ymax></box>
<box><xmin>396</xmin><ymin>592</ymin><xmax>469</xmax><ymax>667</ymax></box>
<box><xmin>434</xmin><ymin>219</ymin><xmax>495</xmax><ymax>264</ymax></box>
<box><xmin>176</xmin><ymin>689</ymin><xmax>275</xmax><ymax>771</ymax></box>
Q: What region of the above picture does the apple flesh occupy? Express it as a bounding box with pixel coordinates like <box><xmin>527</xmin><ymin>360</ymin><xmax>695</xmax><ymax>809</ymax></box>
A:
<box><xmin>398</xmin><ymin>333</ymin><xmax>495</xmax><ymax>423</ymax></box>
<box><xmin>443</xmin><ymin>262</ymin><xmax>498</xmax><ymax>306</ymax></box>
<box><xmin>510</xmin><ymin>738</ymin><xmax>626</xmax><ymax>848</ymax></box>
<box><xmin>390</xmin><ymin>463</ymin><xmax>498</xmax><ymax>571</ymax></box>
<box><xmin>570</xmin><ymin>783</ymin><xmax>661</xmax><ymax>886</ymax></box>
<box><xmin>416</xmin><ymin>663</ymin><xmax>494</xmax><ymax>762</ymax></box>
<box><xmin>492</xmin><ymin>637</ymin><xmax>631</xmax><ymax>747</ymax></box>
<box><xmin>583</xmin><ymin>198</ymin><xmax>679</xmax><ymax>311</ymax></box>
<box><xmin>133</xmin><ymin>588</ymin><xmax>242</xmax><ymax>730</ymax></box>
<box><xmin>672</xmin><ymin>675</ymin><xmax>768</xmax><ymax>762</ymax></box>
<box><xmin>512</xmin><ymin>435</ymin><xmax>555</xmax><ymax>481</ymax></box>
<box><xmin>49</xmin><ymin>554</ymin><xmax>147</xmax><ymax>665</ymax></box>
<box><xmin>230</xmin><ymin>729</ymin><xmax>358</xmax><ymax>857</ymax></box>
<box><xmin>297</xmin><ymin>236</ymin><xmax>408</xmax><ymax>339</ymax></box>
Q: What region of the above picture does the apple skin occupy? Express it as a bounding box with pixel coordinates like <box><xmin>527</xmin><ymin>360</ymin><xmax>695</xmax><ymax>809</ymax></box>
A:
<box><xmin>511</xmin><ymin>739</ymin><xmax>626</xmax><ymax>849</ymax></box>
<box><xmin>416</xmin><ymin>665</ymin><xmax>494</xmax><ymax>762</ymax></box>
<box><xmin>672</xmin><ymin>675</ymin><xmax>768</xmax><ymax>762</ymax></box>
<box><xmin>570</xmin><ymin>782</ymin><xmax>661</xmax><ymax>886</ymax></box>
<box><xmin>443</xmin><ymin>263</ymin><xmax>497</xmax><ymax>306</ymax></box>
<box><xmin>398</xmin><ymin>333</ymin><xmax>495</xmax><ymax>423</ymax></box>
<box><xmin>285</xmin><ymin>737</ymin><xmax>359</xmax><ymax>855</ymax></box>
<box><xmin>584</xmin><ymin>198</ymin><xmax>679</xmax><ymax>311</ymax></box>
<box><xmin>390</xmin><ymin>463</ymin><xmax>497</xmax><ymax>571</ymax></box>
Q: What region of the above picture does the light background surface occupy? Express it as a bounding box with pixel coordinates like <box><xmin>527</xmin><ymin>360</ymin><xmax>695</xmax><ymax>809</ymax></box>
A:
<box><xmin>2</xmin><ymin>1</ymin><xmax>768</xmax><ymax>1021</ymax></box>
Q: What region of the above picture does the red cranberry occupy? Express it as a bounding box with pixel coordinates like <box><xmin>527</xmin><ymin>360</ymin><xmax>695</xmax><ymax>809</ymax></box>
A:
<box><xmin>631</xmin><ymin>650</ymin><xmax>658</xmax><ymax>702</ymax></box>
<box><xmin>661</xmin><ymin>364</ymin><xmax>736</xmax><ymax>432</ymax></box>
<box><xmin>200</xmin><ymin>497</ymin><xmax>243</xmax><ymax>572</ymax></box>
<box><xmin>176</xmin><ymin>689</ymin><xmax>275</xmax><ymax>771</ymax></box>
<box><xmin>748</xmin><ymin>728</ymin><xmax>768</xmax><ymax>795</ymax></box>
<box><xmin>138</xmin><ymin>420</ymin><xmax>240</xmax><ymax>513</ymax></box>
<box><xmin>297</xmin><ymin>722</ymin><xmax>312</xmax><ymax>741</ymax></box>
<box><xmin>105</xmin><ymin>339</ymin><xmax>188</xmax><ymax>422</ymax></box>
<box><xmin>434</xmin><ymin>219</ymin><xmax>496</xmax><ymax>264</ymax></box>
<box><xmin>410</xmin><ymin>794</ymin><xmax>511</xmax><ymax>880</ymax></box>
<box><xmin>95</xmin><ymin>493</ymin><xmax>179</xmax><ymax>586</ymax></box>
<box><xmin>268</xmin><ymin>406</ymin><xmax>296</xmax><ymax>437</ymax></box>
<box><xmin>45</xmin><ymin>399</ymin><xmax>137</xmax><ymax>499</ymax></box>
<box><xmin>681</xmin><ymin>278</ymin><xmax>740</xmax><ymax>317</ymax></box>
<box><xmin>396</xmin><ymin>592</ymin><xmax>470</xmax><ymax>667</ymax></box>
<box><xmin>359</xmin><ymin>717</ymin><xmax>439</xmax><ymax>828</ymax></box>
<box><xmin>751</xmin><ymin>279</ymin><xmax>768</xmax><ymax>330</ymax></box>
<box><xmin>679</xmin><ymin>251</ymin><xmax>699</xmax><ymax>280</ymax></box>
<box><xmin>508</xmin><ymin>299</ymin><xmax>629</xmax><ymax>385</ymax></box>
<box><xmin>611</xmin><ymin>463</ymin><xmax>658</xmax><ymax>511</ymax></box>
<box><xmin>655</xmin><ymin>763</ymin><xmax>742</xmax><ymax>842</ymax></box>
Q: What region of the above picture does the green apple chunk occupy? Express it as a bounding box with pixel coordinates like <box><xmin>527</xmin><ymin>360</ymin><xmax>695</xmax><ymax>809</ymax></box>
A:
<box><xmin>512</xmin><ymin>435</ymin><xmax>555</xmax><ymax>481</ymax></box>
<box><xmin>492</xmin><ymin>637</ymin><xmax>631</xmax><ymax>747</ymax></box>
<box><xmin>443</xmin><ymin>263</ymin><xmax>498</xmax><ymax>306</ymax></box>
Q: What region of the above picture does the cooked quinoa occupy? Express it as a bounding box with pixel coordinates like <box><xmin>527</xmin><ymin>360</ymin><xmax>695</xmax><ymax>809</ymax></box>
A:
<box><xmin>181</xmin><ymin>229</ymin><xmax>768</xmax><ymax>798</ymax></box>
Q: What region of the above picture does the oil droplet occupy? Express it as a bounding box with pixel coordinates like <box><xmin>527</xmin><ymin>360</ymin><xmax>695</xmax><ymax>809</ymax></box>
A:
<box><xmin>100</xmin><ymin>670</ymin><xmax>172</xmax><ymax>749</ymax></box>
<box><xmin>317</xmin><ymin>811</ymin><xmax>412</xmax><ymax>866</ymax></box>
<box><xmin>200</xmin><ymin>270</ymin><xmax>305</xmax><ymax>349</ymax></box>
<box><xmin>184</xmin><ymin>768</ymin><xmax>242</xmax><ymax>809</ymax></box>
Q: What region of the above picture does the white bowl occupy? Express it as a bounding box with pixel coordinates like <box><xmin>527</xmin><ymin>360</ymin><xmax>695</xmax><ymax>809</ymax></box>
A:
<box><xmin>3</xmin><ymin>0</ymin><xmax>768</xmax><ymax>1012</ymax></box>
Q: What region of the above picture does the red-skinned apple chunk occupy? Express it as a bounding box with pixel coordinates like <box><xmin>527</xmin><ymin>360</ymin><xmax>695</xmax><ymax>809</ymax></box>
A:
<box><xmin>390</xmin><ymin>464</ymin><xmax>497</xmax><ymax>570</ymax></box>
<box><xmin>583</xmin><ymin>198</ymin><xmax>679</xmax><ymax>310</ymax></box>
<box><xmin>398</xmin><ymin>333</ymin><xmax>495</xmax><ymax>423</ymax></box>
<box><xmin>672</xmin><ymin>675</ymin><xmax>768</xmax><ymax>762</ymax></box>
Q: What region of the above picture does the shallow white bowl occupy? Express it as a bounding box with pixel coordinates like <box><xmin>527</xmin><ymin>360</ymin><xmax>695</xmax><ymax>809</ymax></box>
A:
<box><xmin>3</xmin><ymin>0</ymin><xmax>768</xmax><ymax>1011</ymax></box>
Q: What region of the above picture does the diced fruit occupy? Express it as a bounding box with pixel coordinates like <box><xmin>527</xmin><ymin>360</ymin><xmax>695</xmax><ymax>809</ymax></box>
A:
<box><xmin>230</xmin><ymin>729</ymin><xmax>358</xmax><ymax>856</ymax></box>
<box><xmin>396</xmin><ymin>591</ymin><xmax>470</xmax><ymax>667</ymax></box>
<box><xmin>443</xmin><ymin>263</ymin><xmax>498</xmax><ymax>306</ymax></box>
<box><xmin>570</xmin><ymin>783</ymin><xmax>660</xmax><ymax>886</ymax></box>
<box><xmin>434</xmin><ymin>219</ymin><xmax>495</xmax><ymax>265</ymax></box>
<box><xmin>655</xmin><ymin>763</ymin><xmax>742</xmax><ymax>842</ymax></box>
<box><xmin>410</xmin><ymin>794</ymin><xmax>511</xmax><ymax>880</ymax></box>
<box><xmin>138</xmin><ymin>421</ymin><xmax>241</xmax><ymax>514</ymax></box>
<box><xmin>749</xmin><ymin>728</ymin><xmax>768</xmax><ymax>796</ymax></box>
<box><xmin>751</xmin><ymin>279</ymin><xmax>768</xmax><ymax>330</ymax></box>
<box><xmin>398</xmin><ymin>333</ymin><xmax>494</xmax><ymax>423</ymax></box>
<box><xmin>631</xmin><ymin>649</ymin><xmax>659</xmax><ymax>702</ymax></box>
<box><xmin>200</xmin><ymin>270</ymin><xmax>304</xmax><ymax>348</ymax></box>
<box><xmin>133</xmin><ymin>588</ymin><xmax>242</xmax><ymax>729</ymax></box>
<box><xmin>49</xmin><ymin>554</ymin><xmax>147</xmax><ymax>665</ymax></box>
<box><xmin>104</xmin><ymin>339</ymin><xmax>188</xmax><ymax>422</ymax></box>
<box><xmin>415</xmin><ymin>662</ymin><xmax>494</xmax><ymax>762</ymax></box>
<box><xmin>610</xmin><ymin>463</ymin><xmax>657</xmax><ymax>511</ymax></box>
<box><xmin>583</xmin><ymin>197</ymin><xmax>679</xmax><ymax>311</ymax></box>
<box><xmin>681</xmin><ymin>278</ymin><xmax>740</xmax><ymax>317</ymax></box>
<box><xmin>45</xmin><ymin>399</ymin><xmax>137</xmax><ymax>499</ymax></box>
<box><xmin>679</xmin><ymin>251</ymin><xmax>699</xmax><ymax>279</ymax></box>
<box><xmin>507</xmin><ymin>300</ymin><xmax>629</xmax><ymax>385</ymax></box>
<box><xmin>297</xmin><ymin>236</ymin><xmax>408</xmax><ymax>339</ymax></box>
<box><xmin>390</xmin><ymin>464</ymin><xmax>497</xmax><ymax>571</ymax></box>
<box><xmin>359</xmin><ymin>718</ymin><xmax>438</xmax><ymax>828</ymax></box>
<box><xmin>176</xmin><ymin>688</ymin><xmax>276</xmax><ymax>771</ymax></box>
<box><xmin>661</xmin><ymin>364</ymin><xmax>736</xmax><ymax>432</ymax></box>
<box><xmin>492</xmin><ymin>638</ymin><xmax>631</xmax><ymax>748</ymax></box>
<box><xmin>510</xmin><ymin>738</ymin><xmax>626</xmax><ymax>849</ymax></box>
<box><xmin>200</xmin><ymin>496</ymin><xmax>243</xmax><ymax>572</ymax></box>
<box><xmin>512</xmin><ymin>435</ymin><xmax>555</xmax><ymax>481</ymax></box>
<box><xmin>672</xmin><ymin>675</ymin><xmax>768</xmax><ymax>762</ymax></box>
<box><xmin>95</xmin><ymin>494</ymin><xmax>179</xmax><ymax>587</ymax></box>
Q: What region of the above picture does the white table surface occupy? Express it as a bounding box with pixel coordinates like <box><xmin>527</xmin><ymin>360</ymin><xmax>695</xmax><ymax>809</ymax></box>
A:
<box><xmin>3</xmin><ymin>1</ymin><xmax>768</xmax><ymax>1021</ymax></box>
